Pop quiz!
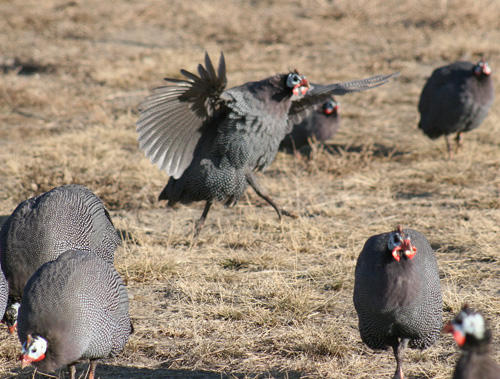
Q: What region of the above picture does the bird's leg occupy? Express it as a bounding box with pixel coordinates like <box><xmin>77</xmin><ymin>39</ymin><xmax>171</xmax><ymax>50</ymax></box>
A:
<box><xmin>68</xmin><ymin>364</ymin><xmax>76</xmax><ymax>379</ymax></box>
<box><xmin>88</xmin><ymin>360</ymin><xmax>97</xmax><ymax>379</ymax></box>
<box><xmin>391</xmin><ymin>338</ymin><xmax>409</xmax><ymax>379</ymax></box>
<box><xmin>193</xmin><ymin>201</ymin><xmax>212</xmax><ymax>238</ymax></box>
<box><xmin>246</xmin><ymin>173</ymin><xmax>298</xmax><ymax>220</ymax></box>
<box><xmin>455</xmin><ymin>131</ymin><xmax>463</xmax><ymax>154</ymax></box>
<box><xmin>445</xmin><ymin>135</ymin><xmax>454</xmax><ymax>159</ymax></box>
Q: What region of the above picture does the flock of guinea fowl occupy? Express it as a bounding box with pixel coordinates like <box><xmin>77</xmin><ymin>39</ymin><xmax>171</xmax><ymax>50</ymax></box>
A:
<box><xmin>0</xmin><ymin>52</ymin><xmax>497</xmax><ymax>379</ymax></box>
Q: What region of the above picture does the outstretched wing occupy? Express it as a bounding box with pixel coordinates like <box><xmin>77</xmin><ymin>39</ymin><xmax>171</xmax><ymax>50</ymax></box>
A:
<box><xmin>137</xmin><ymin>52</ymin><xmax>228</xmax><ymax>179</ymax></box>
<box><xmin>287</xmin><ymin>72</ymin><xmax>399</xmax><ymax>128</ymax></box>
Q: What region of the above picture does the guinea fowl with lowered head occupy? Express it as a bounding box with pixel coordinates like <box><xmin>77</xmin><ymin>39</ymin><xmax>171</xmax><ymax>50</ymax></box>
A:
<box><xmin>137</xmin><ymin>52</ymin><xmax>398</xmax><ymax>237</ymax></box>
<box><xmin>353</xmin><ymin>226</ymin><xmax>442</xmax><ymax>379</ymax></box>
<box><xmin>280</xmin><ymin>97</ymin><xmax>341</xmax><ymax>151</ymax></box>
<box><xmin>0</xmin><ymin>269</ymin><xmax>7</xmax><ymax>326</ymax></box>
<box><xmin>17</xmin><ymin>250</ymin><xmax>132</xmax><ymax>379</ymax></box>
<box><xmin>0</xmin><ymin>184</ymin><xmax>121</xmax><ymax>334</ymax></box>
<box><xmin>443</xmin><ymin>305</ymin><xmax>500</xmax><ymax>379</ymax></box>
<box><xmin>418</xmin><ymin>58</ymin><xmax>494</xmax><ymax>158</ymax></box>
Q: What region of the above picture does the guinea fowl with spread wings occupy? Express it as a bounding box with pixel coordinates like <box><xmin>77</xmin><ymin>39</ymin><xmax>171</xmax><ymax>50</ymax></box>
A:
<box><xmin>137</xmin><ymin>52</ymin><xmax>398</xmax><ymax>236</ymax></box>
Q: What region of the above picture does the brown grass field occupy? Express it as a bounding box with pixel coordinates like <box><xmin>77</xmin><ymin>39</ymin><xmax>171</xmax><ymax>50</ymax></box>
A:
<box><xmin>1</xmin><ymin>0</ymin><xmax>500</xmax><ymax>378</ymax></box>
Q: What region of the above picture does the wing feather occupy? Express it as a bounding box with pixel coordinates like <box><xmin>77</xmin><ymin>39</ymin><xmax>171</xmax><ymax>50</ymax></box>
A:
<box><xmin>137</xmin><ymin>52</ymin><xmax>227</xmax><ymax>179</ymax></box>
<box><xmin>288</xmin><ymin>72</ymin><xmax>399</xmax><ymax>128</ymax></box>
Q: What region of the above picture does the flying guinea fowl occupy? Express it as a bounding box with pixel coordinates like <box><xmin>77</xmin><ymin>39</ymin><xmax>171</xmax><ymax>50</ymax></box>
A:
<box><xmin>137</xmin><ymin>52</ymin><xmax>397</xmax><ymax>236</ymax></box>
<box><xmin>443</xmin><ymin>305</ymin><xmax>500</xmax><ymax>379</ymax></box>
<box><xmin>0</xmin><ymin>184</ymin><xmax>121</xmax><ymax>334</ymax></box>
<box><xmin>353</xmin><ymin>225</ymin><xmax>442</xmax><ymax>379</ymax></box>
<box><xmin>280</xmin><ymin>97</ymin><xmax>341</xmax><ymax>151</ymax></box>
<box><xmin>17</xmin><ymin>250</ymin><xmax>132</xmax><ymax>379</ymax></box>
<box><xmin>418</xmin><ymin>58</ymin><xmax>494</xmax><ymax>158</ymax></box>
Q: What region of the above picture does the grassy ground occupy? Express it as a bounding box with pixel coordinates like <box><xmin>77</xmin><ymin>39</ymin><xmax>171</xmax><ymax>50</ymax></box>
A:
<box><xmin>1</xmin><ymin>0</ymin><xmax>500</xmax><ymax>378</ymax></box>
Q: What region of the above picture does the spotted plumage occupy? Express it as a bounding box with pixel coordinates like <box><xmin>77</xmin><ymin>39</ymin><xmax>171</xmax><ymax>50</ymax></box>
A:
<box><xmin>0</xmin><ymin>269</ymin><xmax>7</xmax><ymax>325</ymax></box>
<box><xmin>0</xmin><ymin>184</ymin><xmax>121</xmax><ymax>332</ymax></box>
<box><xmin>418</xmin><ymin>59</ymin><xmax>494</xmax><ymax>157</ymax></box>
<box><xmin>17</xmin><ymin>250</ymin><xmax>132</xmax><ymax>379</ymax></box>
<box><xmin>137</xmin><ymin>52</ymin><xmax>398</xmax><ymax>236</ymax></box>
<box><xmin>353</xmin><ymin>226</ymin><xmax>442</xmax><ymax>379</ymax></box>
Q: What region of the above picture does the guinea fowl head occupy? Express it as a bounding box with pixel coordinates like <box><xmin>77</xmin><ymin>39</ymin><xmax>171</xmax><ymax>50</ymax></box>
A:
<box><xmin>474</xmin><ymin>58</ymin><xmax>492</xmax><ymax>76</ymax></box>
<box><xmin>443</xmin><ymin>305</ymin><xmax>491</xmax><ymax>349</ymax></box>
<box><xmin>2</xmin><ymin>302</ymin><xmax>20</xmax><ymax>334</ymax></box>
<box><xmin>387</xmin><ymin>225</ymin><xmax>417</xmax><ymax>262</ymax></box>
<box><xmin>286</xmin><ymin>70</ymin><xmax>309</xmax><ymax>96</ymax></box>
<box><xmin>323</xmin><ymin>99</ymin><xmax>340</xmax><ymax>115</ymax></box>
<box><xmin>19</xmin><ymin>334</ymin><xmax>48</xmax><ymax>369</ymax></box>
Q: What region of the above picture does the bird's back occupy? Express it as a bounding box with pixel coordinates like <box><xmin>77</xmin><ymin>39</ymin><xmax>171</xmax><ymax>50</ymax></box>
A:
<box><xmin>0</xmin><ymin>269</ymin><xmax>7</xmax><ymax>319</ymax></box>
<box><xmin>0</xmin><ymin>184</ymin><xmax>121</xmax><ymax>299</ymax></box>
<box><xmin>17</xmin><ymin>250</ymin><xmax>131</xmax><ymax>372</ymax></box>
<box><xmin>418</xmin><ymin>61</ymin><xmax>494</xmax><ymax>138</ymax></box>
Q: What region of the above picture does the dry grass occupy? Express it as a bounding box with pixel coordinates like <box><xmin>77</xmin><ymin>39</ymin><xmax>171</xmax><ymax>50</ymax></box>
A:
<box><xmin>1</xmin><ymin>0</ymin><xmax>500</xmax><ymax>378</ymax></box>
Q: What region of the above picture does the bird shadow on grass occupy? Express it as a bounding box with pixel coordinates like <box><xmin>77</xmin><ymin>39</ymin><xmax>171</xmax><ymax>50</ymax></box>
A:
<box><xmin>282</xmin><ymin>141</ymin><xmax>409</xmax><ymax>160</ymax></box>
<box><xmin>9</xmin><ymin>364</ymin><xmax>305</xmax><ymax>379</ymax></box>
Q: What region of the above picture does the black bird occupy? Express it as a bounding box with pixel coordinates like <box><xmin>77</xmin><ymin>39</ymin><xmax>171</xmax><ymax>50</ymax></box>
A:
<box><xmin>418</xmin><ymin>59</ymin><xmax>494</xmax><ymax>158</ymax></box>
<box><xmin>137</xmin><ymin>52</ymin><xmax>397</xmax><ymax>236</ymax></box>
<box><xmin>443</xmin><ymin>305</ymin><xmax>500</xmax><ymax>379</ymax></box>
<box><xmin>353</xmin><ymin>226</ymin><xmax>442</xmax><ymax>379</ymax></box>
<box><xmin>280</xmin><ymin>97</ymin><xmax>341</xmax><ymax>151</ymax></box>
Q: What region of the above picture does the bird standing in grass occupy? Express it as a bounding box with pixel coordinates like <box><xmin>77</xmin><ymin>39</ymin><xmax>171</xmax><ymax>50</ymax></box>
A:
<box><xmin>0</xmin><ymin>184</ymin><xmax>121</xmax><ymax>334</ymax></box>
<box><xmin>17</xmin><ymin>250</ymin><xmax>132</xmax><ymax>379</ymax></box>
<box><xmin>280</xmin><ymin>97</ymin><xmax>341</xmax><ymax>152</ymax></box>
<box><xmin>353</xmin><ymin>226</ymin><xmax>442</xmax><ymax>379</ymax></box>
<box><xmin>418</xmin><ymin>58</ymin><xmax>494</xmax><ymax>158</ymax></box>
<box><xmin>137</xmin><ymin>52</ymin><xmax>397</xmax><ymax>237</ymax></box>
<box><xmin>443</xmin><ymin>305</ymin><xmax>500</xmax><ymax>379</ymax></box>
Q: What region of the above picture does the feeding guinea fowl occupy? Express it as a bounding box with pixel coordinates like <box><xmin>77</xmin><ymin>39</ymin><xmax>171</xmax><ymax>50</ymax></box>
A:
<box><xmin>17</xmin><ymin>250</ymin><xmax>132</xmax><ymax>379</ymax></box>
<box><xmin>0</xmin><ymin>269</ymin><xmax>7</xmax><ymax>326</ymax></box>
<box><xmin>353</xmin><ymin>225</ymin><xmax>442</xmax><ymax>379</ymax></box>
<box><xmin>443</xmin><ymin>305</ymin><xmax>500</xmax><ymax>379</ymax></box>
<box><xmin>0</xmin><ymin>184</ymin><xmax>121</xmax><ymax>334</ymax></box>
<box><xmin>280</xmin><ymin>97</ymin><xmax>341</xmax><ymax>151</ymax></box>
<box><xmin>418</xmin><ymin>58</ymin><xmax>494</xmax><ymax>158</ymax></box>
<box><xmin>137</xmin><ymin>52</ymin><xmax>398</xmax><ymax>236</ymax></box>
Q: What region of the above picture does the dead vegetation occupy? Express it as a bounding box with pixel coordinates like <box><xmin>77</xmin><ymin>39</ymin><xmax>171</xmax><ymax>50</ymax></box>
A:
<box><xmin>1</xmin><ymin>0</ymin><xmax>500</xmax><ymax>378</ymax></box>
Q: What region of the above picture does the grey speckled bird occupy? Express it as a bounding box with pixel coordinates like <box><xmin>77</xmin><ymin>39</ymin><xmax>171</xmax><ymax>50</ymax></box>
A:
<box><xmin>137</xmin><ymin>52</ymin><xmax>398</xmax><ymax>236</ymax></box>
<box><xmin>17</xmin><ymin>250</ymin><xmax>132</xmax><ymax>379</ymax></box>
<box><xmin>418</xmin><ymin>59</ymin><xmax>494</xmax><ymax>158</ymax></box>
<box><xmin>280</xmin><ymin>97</ymin><xmax>341</xmax><ymax>151</ymax></box>
<box><xmin>353</xmin><ymin>226</ymin><xmax>442</xmax><ymax>379</ymax></box>
<box><xmin>0</xmin><ymin>269</ymin><xmax>7</xmax><ymax>324</ymax></box>
<box><xmin>443</xmin><ymin>305</ymin><xmax>500</xmax><ymax>379</ymax></box>
<box><xmin>0</xmin><ymin>184</ymin><xmax>121</xmax><ymax>333</ymax></box>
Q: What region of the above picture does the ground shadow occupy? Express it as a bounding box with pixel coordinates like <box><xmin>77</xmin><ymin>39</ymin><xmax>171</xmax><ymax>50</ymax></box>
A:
<box><xmin>7</xmin><ymin>364</ymin><xmax>305</xmax><ymax>379</ymax></box>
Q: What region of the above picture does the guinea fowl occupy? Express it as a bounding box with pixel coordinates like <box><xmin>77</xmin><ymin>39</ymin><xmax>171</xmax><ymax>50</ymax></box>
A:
<box><xmin>418</xmin><ymin>58</ymin><xmax>494</xmax><ymax>158</ymax></box>
<box><xmin>279</xmin><ymin>97</ymin><xmax>341</xmax><ymax>151</ymax></box>
<box><xmin>0</xmin><ymin>184</ymin><xmax>121</xmax><ymax>333</ymax></box>
<box><xmin>17</xmin><ymin>250</ymin><xmax>132</xmax><ymax>379</ymax></box>
<box><xmin>137</xmin><ymin>52</ymin><xmax>398</xmax><ymax>237</ymax></box>
<box><xmin>353</xmin><ymin>225</ymin><xmax>442</xmax><ymax>379</ymax></box>
<box><xmin>443</xmin><ymin>305</ymin><xmax>500</xmax><ymax>379</ymax></box>
<box><xmin>0</xmin><ymin>269</ymin><xmax>7</xmax><ymax>325</ymax></box>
